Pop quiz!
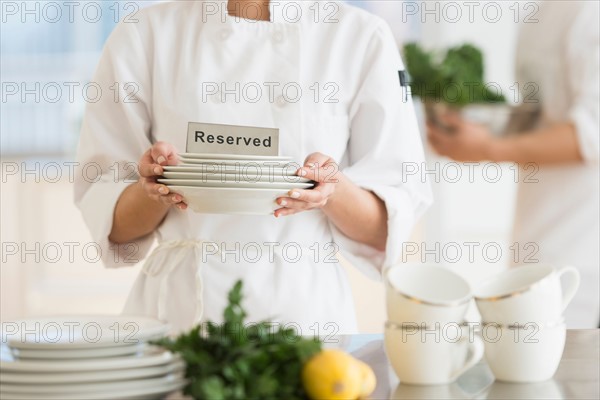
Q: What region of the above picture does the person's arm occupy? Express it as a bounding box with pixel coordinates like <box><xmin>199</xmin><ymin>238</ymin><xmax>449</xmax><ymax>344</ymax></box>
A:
<box><xmin>274</xmin><ymin>152</ymin><xmax>388</xmax><ymax>251</ymax></box>
<box><xmin>108</xmin><ymin>182</ymin><xmax>169</xmax><ymax>243</ymax></box>
<box><xmin>428</xmin><ymin>116</ymin><xmax>584</xmax><ymax>164</ymax></box>
<box><xmin>488</xmin><ymin>122</ymin><xmax>582</xmax><ymax>164</ymax></box>
<box><xmin>109</xmin><ymin>142</ymin><xmax>186</xmax><ymax>244</ymax></box>
<box><xmin>276</xmin><ymin>20</ymin><xmax>432</xmax><ymax>257</ymax></box>
<box><xmin>430</xmin><ymin>2</ymin><xmax>599</xmax><ymax>166</ymax></box>
<box><xmin>322</xmin><ymin>174</ymin><xmax>388</xmax><ymax>251</ymax></box>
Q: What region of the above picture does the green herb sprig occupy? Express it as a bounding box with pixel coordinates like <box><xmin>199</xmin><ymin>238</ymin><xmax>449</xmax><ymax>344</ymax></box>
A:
<box><xmin>154</xmin><ymin>281</ymin><xmax>322</xmax><ymax>399</ymax></box>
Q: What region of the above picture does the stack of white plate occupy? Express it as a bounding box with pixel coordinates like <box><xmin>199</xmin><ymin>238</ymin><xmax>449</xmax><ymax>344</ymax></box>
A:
<box><xmin>160</xmin><ymin>153</ymin><xmax>315</xmax><ymax>215</ymax></box>
<box><xmin>0</xmin><ymin>316</ymin><xmax>185</xmax><ymax>400</ymax></box>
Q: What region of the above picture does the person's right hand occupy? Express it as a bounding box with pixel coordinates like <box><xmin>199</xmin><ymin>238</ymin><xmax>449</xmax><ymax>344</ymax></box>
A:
<box><xmin>138</xmin><ymin>141</ymin><xmax>187</xmax><ymax>210</ymax></box>
<box><xmin>427</xmin><ymin>112</ymin><xmax>495</xmax><ymax>162</ymax></box>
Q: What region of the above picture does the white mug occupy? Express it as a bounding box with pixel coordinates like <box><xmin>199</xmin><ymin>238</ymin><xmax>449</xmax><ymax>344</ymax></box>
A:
<box><xmin>482</xmin><ymin>320</ymin><xmax>566</xmax><ymax>382</ymax></box>
<box><xmin>384</xmin><ymin>322</ymin><xmax>484</xmax><ymax>385</ymax></box>
<box><xmin>385</xmin><ymin>265</ymin><xmax>472</xmax><ymax>326</ymax></box>
<box><xmin>474</xmin><ymin>265</ymin><xmax>580</xmax><ymax>324</ymax></box>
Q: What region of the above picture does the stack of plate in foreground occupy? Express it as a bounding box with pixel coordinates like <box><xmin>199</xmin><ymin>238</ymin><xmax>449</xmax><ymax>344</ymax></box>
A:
<box><xmin>0</xmin><ymin>316</ymin><xmax>184</xmax><ymax>400</ymax></box>
<box><xmin>160</xmin><ymin>153</ymin><xmax>315</xmax><ymax>215</ymax></box>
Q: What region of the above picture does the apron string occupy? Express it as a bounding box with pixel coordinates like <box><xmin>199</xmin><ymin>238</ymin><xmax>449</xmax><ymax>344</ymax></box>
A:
<box><xmin>142</xmin><ymin>240</ymin><xmax>217</xmax><ymax>325</ymax></box>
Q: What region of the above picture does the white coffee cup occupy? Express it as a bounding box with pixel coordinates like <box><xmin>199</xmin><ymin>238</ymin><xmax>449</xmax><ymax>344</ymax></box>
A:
<box><xmin>385</xmin><ymin>264</ymin><xmax>472</xmax><ymax>325</ymax></box>
<box><xmin>384</xmin><ymin>322</ymin><xmax>484</xmax><ymax>385</ymax></box>
<box><xmin>474</xmin><ymin>265</ymin><xmax>580</xmax><ymax>324</ymax></box>
<box><xmin>482</xmin><ymin>320</ymin><xmax>566</xmax><ymax>382</ymax></box>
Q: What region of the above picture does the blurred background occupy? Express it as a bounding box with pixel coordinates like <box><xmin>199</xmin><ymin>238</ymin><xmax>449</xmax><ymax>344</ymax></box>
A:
<box><xmin>1</xmin><ymin>0</ymin><xmax>542</xmax><ymax>332</ymax></box>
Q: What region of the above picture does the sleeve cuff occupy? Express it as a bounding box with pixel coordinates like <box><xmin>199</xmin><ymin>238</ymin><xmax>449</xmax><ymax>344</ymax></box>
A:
<box><xmin>77</xmin><ymin>179</ymin><xmax>154</xmax><ymax>268</ymax></box>
<box><xmin>330</xmin><ymin>183</ymin><xmax>431</xmax><ymax>281</ymax></box>
<box><xmin>570</xmin><ymin>106</ymin><xmax>600</xmax><ymax>164</ymax></box>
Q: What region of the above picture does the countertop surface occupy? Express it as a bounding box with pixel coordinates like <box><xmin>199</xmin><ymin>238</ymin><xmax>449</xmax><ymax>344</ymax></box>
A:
<box><xmin>342</xmin><ymin>329</ymin><xmax>599</xmax><ymax>400</ymax></box>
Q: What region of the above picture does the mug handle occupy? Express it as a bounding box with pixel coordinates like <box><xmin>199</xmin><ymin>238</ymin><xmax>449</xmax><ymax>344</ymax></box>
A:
<box><xmin>449</xmin><ymin>335</ymin><xmax>484</xmax><ymax>382</ymax></box>
<box><xmin>556</xmin><ymin>266</ymin><xmax>581</xmax><ymax>312</ymax></box>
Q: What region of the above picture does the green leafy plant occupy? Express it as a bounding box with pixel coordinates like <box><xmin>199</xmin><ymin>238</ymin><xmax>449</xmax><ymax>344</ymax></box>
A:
<box><xmin>154</xmin><ymin>281</ymin><xmax>322</xmax><ymax>399</ymax></box>
<box><xmin>403</xmin><ymin>43</ymin><xmax>505</xmax><ymax>107</ymax></box>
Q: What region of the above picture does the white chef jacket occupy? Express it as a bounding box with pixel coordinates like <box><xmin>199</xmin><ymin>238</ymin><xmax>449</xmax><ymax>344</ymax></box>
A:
<box><xmin>513</xmin><ymin>1</ymin><xmax>600</xmax><ymax>328</ymax></box>
<box><xmin>74</xmin><ymin>0</ymin><xmax>432</xmax><ymax>334</ymax></box>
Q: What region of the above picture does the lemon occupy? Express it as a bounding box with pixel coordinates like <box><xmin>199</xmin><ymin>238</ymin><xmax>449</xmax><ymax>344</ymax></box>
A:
<box><xmin>356</xmin><ymin>360</ymin><xmax>376</xmax><ymax>399</ymax></box>
<box><xmin>302</xmin><ymin>349</ymin><xmax>362</xmax><ymax>400</ymax></box>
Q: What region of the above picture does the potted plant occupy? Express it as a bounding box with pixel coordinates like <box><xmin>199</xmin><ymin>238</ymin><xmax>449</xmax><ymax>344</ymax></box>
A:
<box><xmin>403</xmin><ymin>43</ymin><xmax>539</xmax><ymax>135</ymax></box>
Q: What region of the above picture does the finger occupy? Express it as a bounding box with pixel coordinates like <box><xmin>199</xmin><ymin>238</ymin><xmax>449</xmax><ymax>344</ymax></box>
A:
<box><xmin>429</xmin><ymin>127</ymin><xmax>452</xmax><ymax>143</ymax></box>
<box><xmin>139</xmin><ymin>161</ymin><xmax>165</xmax><ymax>178</ymax></box>
<box><xmin>276</xmin><ymin>197</ymin><xmax>312</xmax><ymax>211</ymax></box>
<box><xmin>277</xmin><ymin>198</ymin><xmax>316</xmax><ymax>211</ymax></box>
<box><xmin>445</xmin><ymin>111</ymin><xmax>462</xmax><ymax>125</ymax></box>
<box><xmin>296</xmin><ymin>183</ymin><xmax>335</xmax><ymax>199</ymax></box>
<box><xmin>297</xmin><ymin>164</ymin><xmax>338</xmax><ymax>183</ymax></box>
<box><xmin>303</xmin><ymin>152</ymin><xmax>330</xmax><ymax>169</ymax></box>
<box><xmin>150</xmin><ymin>141</ymin><xmax>178</xmax><ymax>165</ymax></box>
<box><xmin>138</xmin><ymin>150</ymin><xmax>154</xmax><ymax>176</ymax></box>
<box><xmin>158</xmin><ymin>193</ymin><xmax>184</xmax><ymax>206</ymax></box>
<box><xmin>438</xmin><ymin>112</ymin><xmax>461</xmax><ymax>132</ymax></box>
<box><xmin>142</xmin><ymin>178</ymin><xmax>170</xmax><ymax>196</ymax></box>
<box><xmin>139</xmin><ymin>147</ymin><xmax>170</xmax><ymax>177</ymax></box>
<box><xmin>426</xmin><ymin>122</ymin><xmax>447</xmax><ymax>138</ymax></box>
<box><xmin>278</xmin><ymin>196</ymin><xmax>329</xmax><ymax>211</ymax></box>
<box><xmin>274</xmin><ymin>207</ymin><xmax>301</xmax><ymax>218</ymax></box>
<box><xmin>287</xmin><ymin>188</ymin><xmax>326</xmax><ymax>203</ymax></box>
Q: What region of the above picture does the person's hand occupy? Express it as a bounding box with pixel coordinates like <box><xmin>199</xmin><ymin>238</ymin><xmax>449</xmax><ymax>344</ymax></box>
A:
<box><xmin>427</xmin><ymin>112</ymin><xmax>497</xmax><ymax>162</ymax></box>
<box><xmin>138</xmin><ymin>141</ymin><xmax>187</xmax><ymax>210</ymax></box>
<box><xmin>274</xmin><ymin>152</ymin><xmax>340</xmax><ymax>217</ymax></box>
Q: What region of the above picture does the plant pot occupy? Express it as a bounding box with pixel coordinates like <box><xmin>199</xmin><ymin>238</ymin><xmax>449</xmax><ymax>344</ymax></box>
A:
<box><xmin>420</xmin><ymin>99</ymin><xmax>541</xmax><ymax>136</ymax></box>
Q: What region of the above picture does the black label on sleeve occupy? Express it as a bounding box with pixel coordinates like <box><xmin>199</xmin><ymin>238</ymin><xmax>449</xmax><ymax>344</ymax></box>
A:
<box><xmin>399</xmin><ymin>70</ymin><xmax>411</xmax><ymax>102</ymax></box>
<box><xmin>398</xmin><ymin>70</ymin><xmax>409</xmax><ymax>87</ymax></box>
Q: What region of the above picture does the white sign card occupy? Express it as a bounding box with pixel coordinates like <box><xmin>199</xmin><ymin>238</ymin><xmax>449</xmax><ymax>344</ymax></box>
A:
<box><xmin>186</xmin><ymin>122</ymin><xmax>279</xmax><ymax>156</ymax></box>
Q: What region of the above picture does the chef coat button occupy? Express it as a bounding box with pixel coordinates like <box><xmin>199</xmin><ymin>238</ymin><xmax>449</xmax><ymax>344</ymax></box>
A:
<box><xmin>273</xmin><ymin>31</ymin><xmax>284</xmax><ymax>43</ymax></box>
<box><xmin>220</xmin><ymin>29</ymin><xmax>232</xmax><ymax>40</ymax></box>
<box><xmin>275</xmin><ymin>95</ymin><xmax>287</xmax><ymax>107</ymax></box>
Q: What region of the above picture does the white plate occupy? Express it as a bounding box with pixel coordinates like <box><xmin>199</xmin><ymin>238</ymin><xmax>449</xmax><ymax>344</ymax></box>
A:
<box><xmin>164</xmin><ymin>165</ymin><xmax>298</xmax><ymax>177</ymax></box>
<box><xmin>3</xmin><ymin>315</ymin><xmax>169</xmax><ymax>350</ymax></box>
<box><xmin>0</xmin><ymin>373</ymin><xmax>185</xmax><ymax>395</ymax></box>
<box><xmin>10</xmin><ymin>343</ymin><xmax>145</xmax><ymax>360</ymax></box>
<box><xmin>168</xmin><ymin>186</ymin><xmax>289</xmax><ymax>215</ymax></box>
<box><xmin>0</xmin><ymin>359</ymin><xmax>185</xmax><ymax>384</ymax></box>
<box><xmin>178</xmin><ymin>157</ymin><xmax>300</xmax><ymax>168</ymax></box>
<box><xmin>163</xmin><ymin>171</ymin><xmax>311</xmax><ymax>183</ymax></box>
<box><xmin>0</xmin><ymin>379</ymin><xmax>185</xmax><ymax>400</ymax></box>
<box><xmin>178</xmin><ymin>160</ymin><xmax>299</xmax><ymax>170</ymax></box>
<box><xmin>180</xmin><ymin>153</ymin><xmax>292</xmax><ymax>161</ymax></box>
<box><xmin>159</xmin><ymin>179</ymin><xmax>313</xmax><ymax>190</ymax></box>
<box><xmin>0</xmin><ymin>347</ymin><xmax>176</xmax><ymax>372</ymax></box>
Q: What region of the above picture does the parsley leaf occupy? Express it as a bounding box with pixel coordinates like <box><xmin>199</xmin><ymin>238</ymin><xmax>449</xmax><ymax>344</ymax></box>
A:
<box><xmin>154</xmin><ymin>280</ymin><xmax>322</xmax><ymax>399</ymax></box>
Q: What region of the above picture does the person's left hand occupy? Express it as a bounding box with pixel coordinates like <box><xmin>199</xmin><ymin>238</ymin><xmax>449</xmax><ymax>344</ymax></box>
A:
<box><xmin>274</xmin><ymin>152</ymin><xmax>340</xmax><ymax>217</ymax></box>
<box><xmin>428</xmin><ymin>112</ymin><xmax>496</xmax><ymax>162</ymax></box>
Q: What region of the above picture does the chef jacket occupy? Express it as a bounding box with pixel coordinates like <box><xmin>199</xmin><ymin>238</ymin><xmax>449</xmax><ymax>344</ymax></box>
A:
<box><xmin>74</xmin><ymin>0</ymin><xmax>432</xmax><ymax>334</ymax></box>
<box><xmin>513</xmin><ymin>1</ymin><xmax>599</xmax><ymax>327</ymax></box>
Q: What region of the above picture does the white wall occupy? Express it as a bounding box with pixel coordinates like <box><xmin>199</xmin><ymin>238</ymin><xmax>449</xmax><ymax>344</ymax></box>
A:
<box><xmin>0</xmin><ymin>168</ymin><xmax>140</xmax><ymax>321</ymax></box>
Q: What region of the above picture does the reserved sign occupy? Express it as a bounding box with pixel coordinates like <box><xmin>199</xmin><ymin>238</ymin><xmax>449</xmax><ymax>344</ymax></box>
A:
<box><xmin>186</xmin><ymin>122</ymin><xmax>279</xmax><ymax>156</ymax></box>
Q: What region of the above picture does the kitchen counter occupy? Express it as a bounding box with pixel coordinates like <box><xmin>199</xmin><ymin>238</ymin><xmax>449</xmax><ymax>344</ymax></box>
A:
<box><xmin>343</xmin><ymin>329</ymin><xmax>599</xmax><ymax>400</ymax></box>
